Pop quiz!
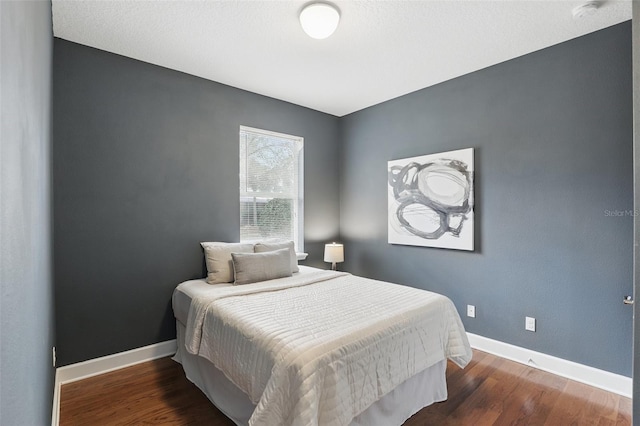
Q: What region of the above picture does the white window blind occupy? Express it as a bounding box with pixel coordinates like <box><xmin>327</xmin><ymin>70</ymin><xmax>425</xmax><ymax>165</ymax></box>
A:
<box><xmin>239</xmin><ymin>126</ymin><xmax>304</xmax><ymax>251</ymax></box>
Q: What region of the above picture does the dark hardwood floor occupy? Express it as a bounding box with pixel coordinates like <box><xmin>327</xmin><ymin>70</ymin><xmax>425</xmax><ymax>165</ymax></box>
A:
<box><xmin>59</xmin><ymin>349</ymin><xmax>631</xmax><ymax>425</ymax></box>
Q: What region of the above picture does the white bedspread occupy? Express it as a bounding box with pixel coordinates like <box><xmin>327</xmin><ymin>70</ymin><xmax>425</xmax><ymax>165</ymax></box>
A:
<box><xmin>181</xmin><ymin>269</ymin><xmax>472</xmax><ymax>426</ymax></box>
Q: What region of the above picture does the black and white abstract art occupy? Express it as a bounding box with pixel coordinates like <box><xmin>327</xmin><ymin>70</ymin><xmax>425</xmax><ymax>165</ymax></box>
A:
<box><xmin>388</xmin><ymin>148</ymin><xmax>474</xmax><ymax>251</ymax></box>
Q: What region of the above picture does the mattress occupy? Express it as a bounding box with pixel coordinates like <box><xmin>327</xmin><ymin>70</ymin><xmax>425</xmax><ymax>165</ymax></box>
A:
<box><xmin>173</xmin><ymin>266</ymin><xmax>472</xmax><ymax>426</ymax></box>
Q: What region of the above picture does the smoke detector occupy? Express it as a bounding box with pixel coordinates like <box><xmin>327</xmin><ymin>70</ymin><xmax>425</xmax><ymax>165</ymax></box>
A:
<box><xmin>572</xmin><ymin>1</ymin><xmax>599</xmax><ymax>19</ymax></box>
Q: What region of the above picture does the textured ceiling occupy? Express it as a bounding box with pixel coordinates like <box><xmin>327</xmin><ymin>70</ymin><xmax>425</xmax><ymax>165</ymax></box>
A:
<box><xmin>52</xmin><ymin>1</ymin><xmax>632</xmax><ymax>117</ymax></box>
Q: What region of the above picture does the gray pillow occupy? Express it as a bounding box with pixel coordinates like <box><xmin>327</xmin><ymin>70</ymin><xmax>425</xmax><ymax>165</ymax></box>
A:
<box><xmin>254</xmin><ymin>240</ymin><xmax>299</xmax><ymax>273</ymax></box>
<box><xmin>201</xmin><ymin>242</ymin><xmax>254</xmax><ymax>284</ymax></box>
<box><xmin>231</xmin><ymin>248</ymin><xmax>293</xmax><ymax>285</ymax></box>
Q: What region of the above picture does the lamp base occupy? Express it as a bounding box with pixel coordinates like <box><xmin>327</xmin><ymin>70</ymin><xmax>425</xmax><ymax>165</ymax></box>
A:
<box><xmin>331</xmin><ymin>262</ymin><xmax>337</xmax><ymax>271</ymax></box>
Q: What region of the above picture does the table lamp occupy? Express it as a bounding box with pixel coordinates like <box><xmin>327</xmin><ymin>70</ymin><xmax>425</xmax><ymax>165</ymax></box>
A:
<box><xmin>324</xmin><ymin>242</ymin><xmax>344</xmax><ymax>271</ymax></box>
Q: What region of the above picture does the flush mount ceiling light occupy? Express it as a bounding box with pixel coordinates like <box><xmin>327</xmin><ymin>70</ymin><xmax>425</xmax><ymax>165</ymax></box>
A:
<box><xmin>299</xmin><ymin>3</ymin><xmax>340</xmax><ymax>39</ymax></box>
<box><xmin>572</xmin><ymin>1</ymin><xmax>599</xmax><ymax>19</ymax></box>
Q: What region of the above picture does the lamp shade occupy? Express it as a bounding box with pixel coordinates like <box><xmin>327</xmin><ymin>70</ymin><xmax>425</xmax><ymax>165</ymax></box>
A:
<box><xmin>299</xmin><ymin>3</ymin><xmax>340</xmax><ymax>39</ymax></box>
<box><xmin>324</xmin><ymin>243</ymin><xmax>344</xmax><ymax>263</ymax></box>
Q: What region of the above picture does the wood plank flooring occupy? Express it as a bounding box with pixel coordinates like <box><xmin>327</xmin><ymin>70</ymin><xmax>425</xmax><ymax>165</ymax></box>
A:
<box><xmin>59</xmin><ymin>349</ymin><xmax>631</xmax><ymax>425</ymax></box>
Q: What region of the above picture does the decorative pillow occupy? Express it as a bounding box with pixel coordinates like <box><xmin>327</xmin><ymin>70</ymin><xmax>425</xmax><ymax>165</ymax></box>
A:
<box><xmin>201</xmin><ymin>242</ymin><xmax>254</xmax><ymax>284</ymax></box>
<box><xmin>231</xmin><ymin>248</ymin><xmax>292</xmax><ymax>285</ymax></box>
<box><xmin>254</xmin><ymin>240</ymin><xmax>299</xmax><ymax>273</ymax></box>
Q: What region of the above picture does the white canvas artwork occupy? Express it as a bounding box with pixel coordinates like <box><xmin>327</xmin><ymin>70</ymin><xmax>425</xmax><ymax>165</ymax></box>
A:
<box><xmin>388</xmin><ymin>148</ymin><xmax>474</xmax><ymax>251</ymax></box>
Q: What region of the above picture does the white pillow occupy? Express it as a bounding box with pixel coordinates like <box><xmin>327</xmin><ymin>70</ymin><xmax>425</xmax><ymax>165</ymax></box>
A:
<box><xmin>231</xmin><ymin>248</ymin><xmax>292</xmax><ymax>285</ymax></box>
<box><xmin>201</xmin><ymin>242</ymin><xmax>254</xmax><ymax>284</ymax></box>
<box><xmin>254</xmin><ymin>240</ymin><xmax>299</xmax><ymax>273</ymax></box>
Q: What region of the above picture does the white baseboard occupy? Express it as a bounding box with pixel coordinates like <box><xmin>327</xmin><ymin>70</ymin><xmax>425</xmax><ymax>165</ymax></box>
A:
<box><xmin>51</xmin><ymin>339</ymin><xmax>176</xmax><ymax>426</ymax></box>
<box><xmin>467</xmin><ymin>333</ymin><xmax>631</xmax><ymax>398</ymax></box>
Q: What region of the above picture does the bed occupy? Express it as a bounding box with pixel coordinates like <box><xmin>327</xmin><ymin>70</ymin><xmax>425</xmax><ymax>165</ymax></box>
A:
<box><xmin>172</xmin><ymin>254</ymin><xmax>472</xmax><ymax>426</ymax></box>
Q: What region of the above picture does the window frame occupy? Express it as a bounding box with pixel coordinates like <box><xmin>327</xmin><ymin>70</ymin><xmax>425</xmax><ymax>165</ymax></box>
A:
<box><xmin>239</xmin><ymin>125</ymin><xmax>304</xmax><ymax>252</ymax></box>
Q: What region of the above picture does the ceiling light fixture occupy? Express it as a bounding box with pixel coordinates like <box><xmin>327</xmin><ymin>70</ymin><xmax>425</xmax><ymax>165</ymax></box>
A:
<box><xmin>572</xmin><ymin>1</ymin><xmax>599</xmax><ymax>19</ymax></box>
<box><xmin>299</xmin><ymin>3</ymin><xmax>340</xmax><ymax>40</ymax></box>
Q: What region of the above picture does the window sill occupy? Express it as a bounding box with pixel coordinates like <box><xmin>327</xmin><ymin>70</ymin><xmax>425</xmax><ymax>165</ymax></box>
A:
<box><xmin>296</xmin><ymin>252</ymin><xmax>308</xmax><ymax>261</ymax></box>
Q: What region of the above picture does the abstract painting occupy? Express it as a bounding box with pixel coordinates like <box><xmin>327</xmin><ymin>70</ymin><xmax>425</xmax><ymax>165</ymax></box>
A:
<box><xmin>388</xmin><ymin>148</ymin><xmax>474</xmax><ymax>251</ymax></box>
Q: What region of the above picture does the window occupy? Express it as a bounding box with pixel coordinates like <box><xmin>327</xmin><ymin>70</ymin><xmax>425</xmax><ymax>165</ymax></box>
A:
<box><xmin>239</xmin><ymin>126</ymin><xmax>304</xmax><ymax>251</ymax></box>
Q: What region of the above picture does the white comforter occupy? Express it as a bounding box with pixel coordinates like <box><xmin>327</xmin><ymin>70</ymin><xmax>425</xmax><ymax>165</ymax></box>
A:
<box><xmin>182</xmin><ymin>269</ymin><xmax>472</xmax><ymax>426</ymax></box>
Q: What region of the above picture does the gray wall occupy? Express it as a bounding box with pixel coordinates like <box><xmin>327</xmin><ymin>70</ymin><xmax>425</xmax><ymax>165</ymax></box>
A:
<box><xmin>339</xmin><ymin>22</ymin><xmax>633</xmax><ymax>375</ymax></box>
<box><xmin>1</xmin><ymin>1</ymin><xmax>55</xmax><ymax>424</ymax></box>
<box><xmin>632</xmin><ymin>0</ymin><xmax>639</xmax><ymax>421</ymax></box>
<box><xmin>53</xmin><ymin>39</ymin><xmax>340</xmax><ymax>366</ymax></box>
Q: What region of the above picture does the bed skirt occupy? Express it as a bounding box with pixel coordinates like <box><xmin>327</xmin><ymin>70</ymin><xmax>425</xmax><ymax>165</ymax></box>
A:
<box><xmin>174</xmin><ymin>321</ymin><xmax>448</xmax><ymax>426</ymax></box>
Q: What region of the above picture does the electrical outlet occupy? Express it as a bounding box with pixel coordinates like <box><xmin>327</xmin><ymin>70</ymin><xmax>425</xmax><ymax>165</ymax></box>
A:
<box><xmin>467</xmin><ymin>305</ymin><xmax>476</xmax><ymax>318</ymax></box>
<box><xmin>52</xmin><ymin>347</ymin><xmax>56</xmax><ymax>367</ymax></box>
<box><xmin>525</xmin><ymin>316</ymin><xmax>536</xmax><ymax>332</ymax></box>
